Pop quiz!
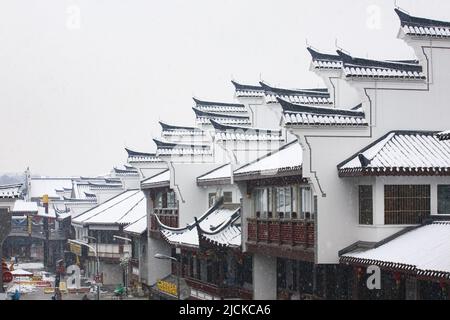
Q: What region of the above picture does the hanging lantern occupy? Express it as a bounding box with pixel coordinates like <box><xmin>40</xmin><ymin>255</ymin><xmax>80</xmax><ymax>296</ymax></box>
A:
<box><xmin>393</xmin><ymin>272</ymin><xmax>402</xmax><ymax>286</ymax></box>
<box><xmin>439</xmin><ymin>280</ymin><xmax>447</xmax><ymax>291</ymax></box>
<box><xmin>356</xmin><ymin>267</ymin><xmax>364</xmax><ymax>280</ymax></box>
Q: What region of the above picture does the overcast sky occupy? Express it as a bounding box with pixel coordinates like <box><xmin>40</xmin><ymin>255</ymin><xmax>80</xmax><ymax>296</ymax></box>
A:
<box><xmin>0</xmin><ymin>0</ymin><xmax>449</xmax><ymax>176</ymax></box>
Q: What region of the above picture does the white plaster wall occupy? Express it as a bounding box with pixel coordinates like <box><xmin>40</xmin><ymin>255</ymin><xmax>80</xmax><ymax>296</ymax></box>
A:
<box><xmin>170</xmin><ymin>163</ymin><xmax>221</xmax><ymax>227</ymax></box>
<box><xmin>294</xmin><ymin>42</ymin><xmax>450</xmax><ymax>264</ymax></box>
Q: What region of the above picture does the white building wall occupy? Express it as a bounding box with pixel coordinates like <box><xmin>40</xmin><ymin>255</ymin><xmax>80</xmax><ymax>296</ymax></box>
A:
<box><xmin>294</xmin><ymin>40</ymin><xmax>450</xmax><ymax>265</ymax></box>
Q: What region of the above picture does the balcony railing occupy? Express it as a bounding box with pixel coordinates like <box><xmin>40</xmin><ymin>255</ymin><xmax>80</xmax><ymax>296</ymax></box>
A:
<box><xmin>247</xmin><ymin>218</ymin><xmax>314</xmax><ymax>248</ymax></box>
<box><xmin>9</xmin><ymin>225</ymin><xmax>68</xmax><ymax>240</ymax></box>
<box><xmin>150</xmin><ymin>209</ymin><xmax>179</xmax><ymax>231</ymax></box>
<box><xmin>185</xmin><ymin>277</ymin><xmax>253</xmax><ymax>300</ymax></box>
<box><xmin>88</xmin><ymin>243</ymin><xmax>132</xmax><ymax>259</ymax></box>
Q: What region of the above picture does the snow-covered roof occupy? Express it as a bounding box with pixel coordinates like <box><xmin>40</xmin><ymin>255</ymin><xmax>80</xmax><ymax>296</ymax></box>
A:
<box><xmin>280</xmin><ymin>99</ymin><xmax>368</xmax><ymax>127</ymax></box>
<box><xmin>71</xmin><ymin>180</ymin><xmax>98</xmax><ymax>200</ymax></box>
<box><xmin>11</xmin><ymin>269</ymin><xmax>33</xmax><ymax>276</ymax></box>
<box><xmin>87</xmin><ymin>180</ymin><xmax>123</xmax><ymax>190</ymax></box>
<box><xmin>234</xmin><ymin>141</ymin><xmax>302</xmax><ymax>179</ymax></box>
<box><xmin>193</xmin><ymin>107</ymin><xmax>252</xmax><ymax>126</ymax></box>
<box><xmin>197</xmin><ymin>163</ymin><xmax>232</xmax><ymax>185</ymax></box>
<box><xmin>159</xmin><ymin>121</ymin><xmax>205</xmax><ymax>137</ymax></box>
<box><xmin>231</xmin><ymin>80</ymin><xmax>265</xmax><ymax>98</ymax></box>
<box><xmin>210</xmin><ymin>120</ymin><xmax>284</xmax><ymax>142</ymax></box>
<box><xmin>125</xmin><ymin>148</ymin><xmax>162</xmax><ymax>163</ymax></box>
<box><xmin>36</xmin><ymin>206</ymin><xmax>56</xmax><ymax>219</ymax></box>
<box><xmin>29</xmin><ymin>177</ymin><xmax>74</xmax><ymax>199</ymax></box>
<box><xmin>337</xmin><ymin>50</ymin><xmax>426</xmax><ymax>80</ymax></box>
<box><xmin>341</xmin><ymin>222</ymin><xmax>450</xmax><ymax>279</ymax></box>
<box><xmin>437</xmin><ymin>130</ymin><xmax>450</xmax><ymax>141</ymax></box>
<box><xmin>193</xmin><ymin>98</ymin><xmax>248</xmax><ymax>113</ymax></box>
<box><xmin>124</xmin><ymin>214</ymin><xmax>147</xmax><ymax>235</ymax></box>
<box><xmin>72</xmin><ymin>190</ymin><xmax>145</xmax><ymax>226</ymax></box>
<box><xmin>12</xmin><ymin>200</ymin><xmax>38</xmax><ymax>212</ymax></box>
<box><xmin>141</xmin><ymin>169</ymin><xmax>170</xmax><ymax>188</ymax></box>
<box><xmin>307</xmin><ymin>47</ymin><xmax>343</xmax><ymax>70</ymax></box>
<box><xmin>338</xmin><ymin>131</ymin><xmax>450</xmax><ymax>177</ymax></box>
<box><xmin>396</xmin><ymin>8</ymin><xmax>450</xmax><ymax>39</ymax></box>
<box><xmin>154</xmin><ymin>138</ymin><xmax>212</xmax><ymax>156</ymax></box>
<box><xmin>159</xmin><ymin>202</ymin><xmax>241</xmax><ymax>249</ymax></box>
<box><xmin>0</xmin><ymin>184</ymin><xmax>22</xmax><ymax>199</ymax></box>
<box><xmin>260</xmin><ymin>81</ymin><xmax>332</xmax><ymax>105</ymax></box>
<box><xmin>113</xmin><ymin>166</ymin><xmax>139</xmax><ymax>177</ymax></box>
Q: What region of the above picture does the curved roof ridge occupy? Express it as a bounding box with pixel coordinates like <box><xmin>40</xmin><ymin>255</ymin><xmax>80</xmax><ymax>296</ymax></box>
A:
<box><xmin>395</xmin><ymin>8</ymin><xmax>450</xmax><ymax>28</ymax></box>
<box><xmin>193</xmin><ymin>97</ymin><xmax>245</xmax><ymax>108</ymax></box>
<box><xmin>260</xmin><ymin>81</ymin><xmax>330</xmax><ymax>97</ymax></box>
<box><xmin>197</xmin><ymin>207</ymin><xmax>240</xmax><ymax>236</ymax></box>
<box><xmin>336</xmin><ymin>49</ymin><xmax>422</xmax><ymax>72</ymax></box>
<box><xmin>209</xmin><ymin>119</ymin><xmax>282</xmax><ymax>134</ymax></box>
<box><xmin>278</xmin><ymin>97</ymin><xmax>365</xmax><ymax>117</ymax></box>
<box><xmin>125</xmin><ymin>148</ymin><xmax>156</xmax><ymax>157</ymax></box>
<box><xmin>192</xmin><ymin>107</ymin><xmax>250</xmax><ymax>119</ymax></box>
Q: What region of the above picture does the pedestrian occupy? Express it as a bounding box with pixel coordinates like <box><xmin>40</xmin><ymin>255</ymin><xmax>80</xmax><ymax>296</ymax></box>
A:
<box><xmin>11</xmin><ymin>289</ymin><xmax>21</xmax><ymax>301</ymax></box>
<box><xmin>53</xmin><ymin>288</ymin><xmax>62</xmax><ymax>300</ymax></box>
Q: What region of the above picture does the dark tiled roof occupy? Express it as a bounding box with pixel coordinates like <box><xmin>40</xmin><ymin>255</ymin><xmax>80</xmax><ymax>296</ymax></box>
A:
<box><xmin>210</xmin><ymin>119</ymin><xmax>283</xmax><ymax>141</ymax></box>
<box><xmin>279</xmin><ymin>98</ymin><xmax>368</xmax><ymax>127</ymax></box>
<box><xmin>395</xmin><ymin>8</ymin><xmax>450</xmax><ymax>29</ymax></box>
<box><xmin>193</xmin><ymin>97</ymin><xmax>247</xmax><ymax>113</ymax></box>
<box><xmin>125</xmin><ymin>148</ymin><xmax>156</xmax><ymax>157</ymax></box>
<box><xmin>307</xmin><ymin>47</ymin><xmax>343</xmax><ymax>70</ymax></box>
<box><xmin>153</xmin><ymin>138</ymin><xmax>212</xmax><ymax>156</ymax></box>
<box><xmin>231</xmin><ymin>80</ymin><xmax>263</xmax><ymax>92</ymax></box>
<box><xmin>259</xmin><ymin>81</ymin><xmax>332</xmax><ymax>105</ymax></box>
<box><xmin>437</xmin><ymin>130</ymin><xmax>450</xmax><ymax>141</ymax></box>
<box><xmin>192</xmin><ymin>107</ymin><xmax>251</xmax><ymax>126</ymax></box>
<box><xmin>337</xmin><ymin>50</ymin><xmax>426</xmax><ymax>80</ymax></box>
<box><xmin>159</xmin><ymin>121</ymin><xmax>201</xmax><ymax>132</ymax></box>
<box><xmin>231</xmin><ymin>80</ymin><xmax>265</xmax><ymax>98</ymax></box>
<box><xmin>125</xmin><ymin>148</ymin><xmax>161</xmax><ymax>163</ymax></box>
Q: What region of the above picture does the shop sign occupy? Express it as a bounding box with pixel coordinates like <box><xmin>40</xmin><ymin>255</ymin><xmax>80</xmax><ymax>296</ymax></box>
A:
<box><xmin>157</xmin><ymin>280</ymin><xmax>177</xmax><ymax>296</ymax></box>
<box><xmin>70</xmin><ymin>243</ymin><xmax>82</xmax><ymax>256</ymax></box>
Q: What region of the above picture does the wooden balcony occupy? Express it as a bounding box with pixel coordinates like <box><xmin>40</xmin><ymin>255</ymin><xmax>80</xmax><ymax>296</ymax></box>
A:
<box><xmin>149</xmin><ymin>209</ymin><xmax>179</xmax><ymax>238</ymax></box>
<box><xmin>185</xmin><ymin>277</ymin><xmax>253</xmax><ymax>300</ymax></box>
<box><xmin>246</xmin><ymin>218</ymin><xmax>315</xmax><ymax>261</ymax></box>
<box><xmin>9</xmin><ymin>225</ymin><xmax>68</xmax><ymax>241</ymax></box>
<box><xmin>87</xmin><ymin>243</ymin><xmax>131</xmax><ymax>260</ymax></box>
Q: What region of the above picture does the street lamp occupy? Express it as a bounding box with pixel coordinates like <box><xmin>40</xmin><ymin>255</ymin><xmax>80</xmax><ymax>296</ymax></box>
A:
<box><xmin>154</xmin><ymin>253</ymin><xmax>181</xmax><ymax>300</ymax></box>
<box><xmin>113</xmin><ymin>235</ymin><xmax>132</xmax><ymax>296</ymax></box>
<box><xmin>68</xmin><ymin>239</ymin><xmax>100</xmax><ymax>300</ymax></box>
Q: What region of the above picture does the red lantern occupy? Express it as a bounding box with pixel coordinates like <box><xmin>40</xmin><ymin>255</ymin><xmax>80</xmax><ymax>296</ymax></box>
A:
<box><xmin>2</xmin><ymin>271</ymin><xmax>13</xmax><ymax>283</ymax></box>
<box><xmin>356</xmin><ymin>267</ymin><xmax>364</xmax><ymax>280</ymax></box>
<box><xmin>439</xmin><ymin>280</ymin><xmax>447</xmax><ymax>290</ymax></box>
<box><xmin>393</xmin><ymin>272</ymin><xmax>402</xmax><ymax>286</ymax></box>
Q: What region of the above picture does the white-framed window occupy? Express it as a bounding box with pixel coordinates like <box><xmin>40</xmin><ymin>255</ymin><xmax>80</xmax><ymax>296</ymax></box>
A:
<box><xmin>438</xmin><ymin>185</ymin><xmax>450</xmax><ymax>214</ymax></box>
<box><xmin>223</xmin><ymin>191</ymin><xmax>233</xmax><ymax>203</ymax></box>
<box><xmin>300</xmin><ymin>187</ymin><xmax>312</xmax><ymax>220</ymax></box>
